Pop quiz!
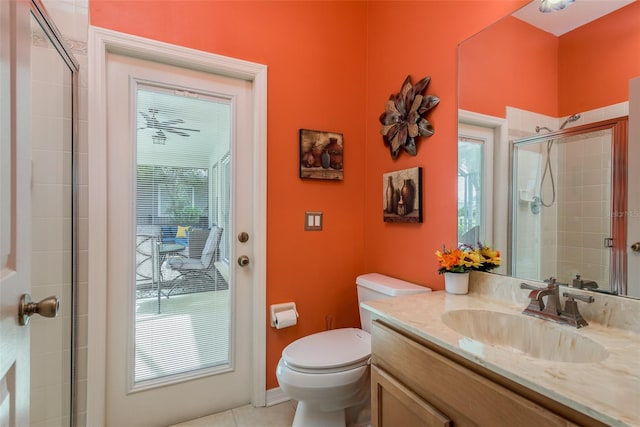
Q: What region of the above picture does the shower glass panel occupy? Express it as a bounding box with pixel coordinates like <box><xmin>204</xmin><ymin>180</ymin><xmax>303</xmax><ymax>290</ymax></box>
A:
<box><xmin>29</xmin><ymin>7</ymin><xmax>77</xmax><ymax>427</ymax></box>
<box><xmin>512</xmin><ymin>129</ymin><xmax>613</xmax><ymax>291</ymax></box>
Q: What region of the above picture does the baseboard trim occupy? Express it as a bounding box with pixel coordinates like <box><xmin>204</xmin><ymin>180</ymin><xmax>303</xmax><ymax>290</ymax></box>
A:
<box><xmin>266</xmin><ymin>387</ymin><xmax>291</xmax><ymax>406</ymax></box>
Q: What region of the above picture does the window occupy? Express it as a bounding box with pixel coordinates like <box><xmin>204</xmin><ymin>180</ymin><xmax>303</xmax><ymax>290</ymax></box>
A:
<box><xmin>137</xmin><ymin>166</ymin><xmax>208</xmax><ymax>225</ymax></box>
<box><xmin>458</xmin><ymin>123</ymin><xmax>494</xmax><ymax>246</ymax></box>
<box><xmin>157</xmin><ymin>183</ymin><xmax>194</xmax><ymax>217</ymax></box>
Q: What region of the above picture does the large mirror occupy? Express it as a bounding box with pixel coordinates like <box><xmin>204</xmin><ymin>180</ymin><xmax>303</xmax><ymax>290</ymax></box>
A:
<box><xmin>457</xmin><ymin>0</ymin><xmax>640</xmax><ymax>298</ymax></box>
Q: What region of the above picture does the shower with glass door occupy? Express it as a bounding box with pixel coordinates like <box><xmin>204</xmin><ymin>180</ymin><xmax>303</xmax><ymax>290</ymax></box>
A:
<box><xmin>510</xmin><ymin>117</ymin><xmax>628</xmax><ymax>295</ymax></box>
<box><xmin>28</xmin><ymin>1</ymin><xmax>80</xmax><ymax>425</ymax></box>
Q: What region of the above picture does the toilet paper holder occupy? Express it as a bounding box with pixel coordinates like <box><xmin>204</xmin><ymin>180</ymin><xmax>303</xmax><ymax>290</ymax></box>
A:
<box><xmin>270</xmin><ymin>302</ymin><xmax>299</xmax><ymax>327</ymax></box>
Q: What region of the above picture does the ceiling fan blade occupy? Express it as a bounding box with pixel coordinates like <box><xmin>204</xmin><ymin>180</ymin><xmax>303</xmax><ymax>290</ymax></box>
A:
<box><xmin>166</xmin><ymin>129</ymin><xmax>191</xmax><ymax>137</ymax></box>
<box><xmin>161</xmin><ymin>118</ymin><xmax>185</xmax><ymax>125</ymax></box>
<box><xmin>157</xmin><ymin>124</ymin><xmax>200</xmax><ymax>133</ymax></box>
<box><xmin>138</xmin><ymin>108</ymin><xmax>199</xmax><ymax>136</ymax></box>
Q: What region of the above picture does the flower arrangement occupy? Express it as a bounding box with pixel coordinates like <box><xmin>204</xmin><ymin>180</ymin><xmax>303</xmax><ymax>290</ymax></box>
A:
<box><xmin>435</xmin><ymin>243</ymin><xmax>501</xmax><ymax>274</ymax></box>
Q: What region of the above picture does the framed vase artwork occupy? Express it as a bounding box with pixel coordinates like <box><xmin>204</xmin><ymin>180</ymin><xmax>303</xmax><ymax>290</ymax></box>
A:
<box><xmin>383</xmin><ymin>167</ymin><xmax>422</xmax><ymax>223</ymax></box>
<box><xmin>299</xmin><ymin>129</ymin><xmax>344</xmax><ymax>181</ymax></box>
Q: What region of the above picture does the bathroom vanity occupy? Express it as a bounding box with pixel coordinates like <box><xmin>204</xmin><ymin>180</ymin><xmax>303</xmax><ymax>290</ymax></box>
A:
<box><xmin>361</xmin><ymin>273</ymin><xmax>640</xmax><ymax>426</ymax></box>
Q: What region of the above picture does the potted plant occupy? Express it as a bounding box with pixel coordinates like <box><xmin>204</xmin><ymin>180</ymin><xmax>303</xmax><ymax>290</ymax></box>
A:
<box><xmin>435</xmin><ymin>244</ymin><xmax>501</xmax><ymax>294</ymax></box>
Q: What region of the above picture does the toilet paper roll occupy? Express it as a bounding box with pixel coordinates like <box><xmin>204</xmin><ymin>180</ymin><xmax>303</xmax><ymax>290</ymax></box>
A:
<box><xmin>274</xmin><ymin>309</ymin><xmax>297</xmax><ymax>329</ymax></box>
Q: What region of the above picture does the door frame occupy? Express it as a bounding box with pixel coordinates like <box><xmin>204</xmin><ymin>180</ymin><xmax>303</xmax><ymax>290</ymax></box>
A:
<box><xmin>86</xmin><ymin>26</ymin><xmax>267</xmax><ymax>426</ymax></box>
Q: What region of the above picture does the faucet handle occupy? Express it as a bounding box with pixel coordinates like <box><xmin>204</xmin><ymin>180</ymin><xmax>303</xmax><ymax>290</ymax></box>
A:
<box><xmin>544</xmin><ymin>277</ymin><xmax>571</xmax><ymax>287</ymax></box>
<box><xmin>520</xmin><ymin>282</ymin><xmax>540</xmax><ymax>290</ymax></box>
<box><xmin>561</xmin><ymin>292</ymin><xmax>594</xmax><ymax>328</ymax></box>
<box><xmin>543</xmin><ymin>277</ymin><xmax>560</xmax><ymax>289</ymax></box>
<box><xmin>563</xmin><ymin>292</ymin><xmax>594</xmax><ymax>304</ymax></box>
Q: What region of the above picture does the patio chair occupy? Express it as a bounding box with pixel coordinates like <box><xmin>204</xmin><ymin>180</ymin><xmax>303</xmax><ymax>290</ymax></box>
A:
<box><xmin>163</xmin><ymin>226</ymin><xmax>223</xmax><ymax>298</ymax></box>
<box><xmin>186</xmin><ymin>227</ymin><xmax>210</xmax><ymax>259</ymax></box>
<box><xmin>135</xmin><ymin>234</ymin><xmax>159</xmax><ymax>295</ymax></box>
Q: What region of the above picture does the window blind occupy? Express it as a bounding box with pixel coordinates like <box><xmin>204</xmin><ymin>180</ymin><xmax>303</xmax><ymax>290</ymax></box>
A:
<box><xmin>132</xmin><ymin>83</ymin><xmax>233</xmax><ymax>386</ymax></box>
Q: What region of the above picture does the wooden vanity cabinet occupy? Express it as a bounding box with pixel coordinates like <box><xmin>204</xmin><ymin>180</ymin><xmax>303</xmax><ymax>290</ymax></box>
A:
<box><xmin>371</xmin><ymin>320</ymin><xmax>606</xmax><ymax>427</ymax></box>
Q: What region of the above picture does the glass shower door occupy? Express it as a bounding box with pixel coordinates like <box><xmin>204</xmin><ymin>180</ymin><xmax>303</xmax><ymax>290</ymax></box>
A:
<box><xmin>511</xmin><ymin>118</ymin><xmax>628</xmax><ymax>294</ymax></box>
<box><xmin>29</xmin><ymin>3</ymin><xmax>78</xmax><ymax>426</ymax></box>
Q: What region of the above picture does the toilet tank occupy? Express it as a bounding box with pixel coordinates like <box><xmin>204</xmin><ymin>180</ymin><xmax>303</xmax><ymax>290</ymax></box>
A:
<box><xmin>356</xmin><ymin>273</ymin><xmax>431</xmax><ymax>333</ymax></box>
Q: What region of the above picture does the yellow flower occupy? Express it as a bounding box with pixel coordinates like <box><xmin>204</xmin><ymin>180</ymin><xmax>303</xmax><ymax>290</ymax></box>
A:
<box><xmin>460</xmin><ymin>250</ymin><xmax>482</xmax><ymax>269</ymax></box>
<box><xmin>436</xmin><ymin>244</ymin><xmax>501</xmax><ymax>274</ymax></box>
<box><xmin>479</xmin><ymin>247</ymin><xmax>501</xmax><ymax>266</ymax></box>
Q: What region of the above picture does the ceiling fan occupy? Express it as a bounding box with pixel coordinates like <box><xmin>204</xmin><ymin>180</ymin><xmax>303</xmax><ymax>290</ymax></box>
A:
<box><xmin>138</xmin><ymin>108</ymin><xmax>201</xmax><ymax>137</ymax></box>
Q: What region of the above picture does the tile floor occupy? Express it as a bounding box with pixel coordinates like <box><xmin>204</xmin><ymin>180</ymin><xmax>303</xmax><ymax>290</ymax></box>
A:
<box><xmin>170</xmin><ymin>401</ymin><xmax>296</xmax><ymax>427</ymax></box>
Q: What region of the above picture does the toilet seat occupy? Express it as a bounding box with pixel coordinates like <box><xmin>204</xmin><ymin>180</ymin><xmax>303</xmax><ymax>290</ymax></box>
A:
<box><xmin>282</xmin><ymin>328</ymin><xmax>371</xmax><ymax>374</ymax></box>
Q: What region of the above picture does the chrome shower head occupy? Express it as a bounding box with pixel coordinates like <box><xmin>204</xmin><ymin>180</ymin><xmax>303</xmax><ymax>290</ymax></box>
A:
<box><xmin>536</xmin><ymin>125</ymin><xmax>553</xmax><ymax>133</ymax></box>
<box><xmin>560</xmin><ymin>113</ymin><xmax>581</xmax><ymax>129</ymax></box>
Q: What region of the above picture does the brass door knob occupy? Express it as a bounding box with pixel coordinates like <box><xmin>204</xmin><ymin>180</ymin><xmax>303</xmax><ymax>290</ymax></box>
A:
<box><xmin>237</xmin><ymin>255</ymin><xmax>250</xmax><ymax>267</ymax></box>
<box><xmin>631</xmin><ymin>242</ymin><xmax>640</xmax><ymax>252</ymax></box>
<box><xmin>18</xmin><ymin>294</ymin><xmax>59</xmax><ymax>326</ymax></box>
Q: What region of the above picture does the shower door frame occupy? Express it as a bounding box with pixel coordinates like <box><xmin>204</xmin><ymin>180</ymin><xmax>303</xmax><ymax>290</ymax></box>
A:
<box><xmin>30</xmin><ymin>0</ymin><xmax>80</xmax><ymax>425</ymax></box>
<box><xmin>509</xmin><ymin>116</ymin><xmax>628</xmax><ymax>294</ymax></box>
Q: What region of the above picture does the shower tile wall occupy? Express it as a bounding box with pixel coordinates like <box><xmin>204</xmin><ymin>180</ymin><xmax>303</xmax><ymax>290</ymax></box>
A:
<box><xmin>36</xmin><ymin>1</ymin><xmax>89</xmax><ymax>426</ymax></box>
<box><xmin>556</xmin><ymin>131</ymin><xmax>612</xmax><ymax>288</ymax></box>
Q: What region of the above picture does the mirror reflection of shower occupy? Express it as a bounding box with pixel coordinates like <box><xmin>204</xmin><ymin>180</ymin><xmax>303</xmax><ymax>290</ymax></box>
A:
<box><xmin>511</xmin><ymin>120</ymin><xmax>619</xmax><ymax>293</ymax></box>
<box><xmin>532</xmin><ymin>113</ymin><xmax>581</xmax><ymax>212</ymax></box>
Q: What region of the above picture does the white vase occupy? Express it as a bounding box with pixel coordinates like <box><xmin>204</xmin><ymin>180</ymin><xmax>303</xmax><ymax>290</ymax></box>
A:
<box><xmin>444</xmin><ymin>272</ymin><xmax>470</xmax><ymax>294</ymax></box>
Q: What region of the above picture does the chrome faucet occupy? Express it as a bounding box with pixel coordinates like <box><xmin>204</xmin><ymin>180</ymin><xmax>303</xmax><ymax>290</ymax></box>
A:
<box><xmin>520</xmin><ymin>277</ymin><xmax>594</xmax><ymax>328</ymax></box>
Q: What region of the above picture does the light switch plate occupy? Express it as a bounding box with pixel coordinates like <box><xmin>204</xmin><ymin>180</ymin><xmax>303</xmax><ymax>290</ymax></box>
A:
<box><xmin>304</xmin><ymin>211</ymin><xmax>323</xmax><ymax>231</ymax></box>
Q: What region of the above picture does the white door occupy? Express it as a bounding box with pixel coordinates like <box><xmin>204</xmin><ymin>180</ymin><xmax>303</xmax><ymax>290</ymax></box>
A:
<box><xmin>104</xmin><ymin>51</ymin><xmax>255</xmax><ymax>426</ymax></box>
<box><xmin>1</xmin><ymin>0</ymin><xmax>31</xmax><ymax>425</ymax></box>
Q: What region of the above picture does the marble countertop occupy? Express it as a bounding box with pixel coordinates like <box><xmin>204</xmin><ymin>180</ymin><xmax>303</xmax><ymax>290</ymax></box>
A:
<box><xmin>361</xmin><ymin>286</ymin><xmax>640</xmax><ymax>426</ymax></box>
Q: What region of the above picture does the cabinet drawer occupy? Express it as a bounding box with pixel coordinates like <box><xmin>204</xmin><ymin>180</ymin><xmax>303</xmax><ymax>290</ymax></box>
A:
<box><xmin>372</xmin><ymin>320</ymin><xmax>577</xmax><ymax>427</ymax></box>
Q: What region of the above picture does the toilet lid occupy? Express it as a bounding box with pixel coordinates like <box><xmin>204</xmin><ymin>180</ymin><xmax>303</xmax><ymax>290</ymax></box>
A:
<box><xmin>282</xmin><ymin>328</ymin><xmax>371</xmax><ymax>371</ymax></box>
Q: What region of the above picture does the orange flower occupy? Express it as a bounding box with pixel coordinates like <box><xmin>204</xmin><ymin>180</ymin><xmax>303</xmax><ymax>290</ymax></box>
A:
<box><xmin>435</xmin><ymin>249</ymin><xmax>460</xmax><ymax>269</ymax></box>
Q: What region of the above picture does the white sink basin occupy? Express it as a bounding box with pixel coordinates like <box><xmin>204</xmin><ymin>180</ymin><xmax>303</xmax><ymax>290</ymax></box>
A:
<box><xmin>441</xmin><ymin>309</ymin><xmax>608</xmax><ymax>363</ymax></box>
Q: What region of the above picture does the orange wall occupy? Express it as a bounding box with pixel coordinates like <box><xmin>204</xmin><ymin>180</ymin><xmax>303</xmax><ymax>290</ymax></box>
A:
<box><xmin>458</xmin><ymin>1</ymin><xmax>640</xmax><ymax>119</ymax></box>
<box><xmin>363</xmin><ymin>0</ymin><xmax>526</xmax><ymax>287</ymax></box>
<box><xmin>458</xmin><ymin>15</ymin><xmax>559</xmax><ymax>118</ymax></box>
<box><xmin>559</xmin><ymin>1</ymin><xmax>640</xmax><ymax>115</ymax></box>
<box><xmin>89</xmin><ymin>0</ymin><xmax>527</xmax><ymax>390</ymax></box>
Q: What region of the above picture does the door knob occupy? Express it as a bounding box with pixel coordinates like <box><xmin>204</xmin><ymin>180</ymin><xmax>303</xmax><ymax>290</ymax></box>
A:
<box><xmin>237</xmin><ymin>255</ymin><xmax>250</xmax><ymax>267</ymax></box>
<box><xmin>18</xmin><ymin>294</ymin><xmax>59</xmax><ymax>326</ymax></box>
<box><xmin>632</xmin><ymin>242</ymin><xmax>640</xmax><ymax>252</ymax></box>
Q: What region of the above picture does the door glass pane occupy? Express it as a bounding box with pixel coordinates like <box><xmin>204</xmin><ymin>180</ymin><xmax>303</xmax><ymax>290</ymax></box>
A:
<box><xmin>29</xmin><ymin>12</ymin><xmax>74</xmax><ymax>427</ymax></box>
<box><xmin>133</xmin><ymin>84</ymin><xmax>232</xmax><ymax>386</ymax></box>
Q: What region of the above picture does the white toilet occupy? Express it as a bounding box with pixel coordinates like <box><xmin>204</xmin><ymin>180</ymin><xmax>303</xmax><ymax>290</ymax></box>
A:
<box><xmin>276</xmin><ymin>273</ymin><xmax>431</xmax><ymax>427</ymax></box>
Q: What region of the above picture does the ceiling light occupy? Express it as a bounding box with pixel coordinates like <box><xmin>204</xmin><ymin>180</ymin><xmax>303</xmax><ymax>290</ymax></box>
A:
<box><xmin>152</xmin><ymin>130</ymin><xmax>167</xmax><ymax>145</ymax></box>
<box><xmin>539</xmin><ymin>0</ymin><xmax>575</xmax><ymax>13</ymax></box>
